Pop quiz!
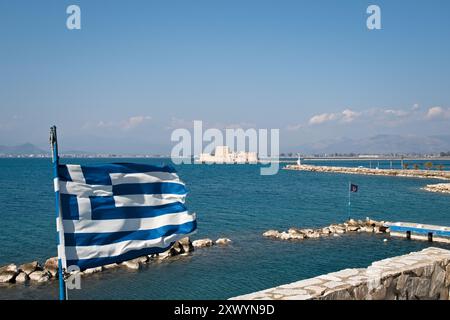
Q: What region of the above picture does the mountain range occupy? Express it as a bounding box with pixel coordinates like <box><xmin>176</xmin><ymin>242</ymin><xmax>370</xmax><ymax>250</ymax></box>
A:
<box><xmin>0</xmin><ymin>143</ymin><xmax>47</xmax><ymax>155</ymax></box>
<box><xmin>298</xmin><ymin>134</ymin><xmax>450</xmax><ymax>155</ymax></box>
<box><xmin>2</xmin><ymin>134</ymin><xmax>450</xmax><ymax>156</ymax></box>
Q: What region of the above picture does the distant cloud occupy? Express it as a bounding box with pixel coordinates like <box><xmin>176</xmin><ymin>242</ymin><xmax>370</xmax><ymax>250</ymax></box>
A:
<box><xmin>121</xmin><ymin>116</ymin><xmax>152</xmax><ymax>130</ymax></box>
<box><xmin>308</xmin><ymin>109</ymin><xmax>360</xmax><ymax>125</ymax></box>
<box><xmin>341</xmin><ymin>109</ymin><xmax>361</xmax><ymax>123</ymax></box>
<box><xmin>286</xmin><ymin>104</ymin><xmax>424</xmax><ymax>131</ymax></box>
<box><xmin>425</xmin><ymin>106</ymin><xmax>450</xmax><ymax>120</ymax></box>
<box><xmin>286</xmin><ymin>123</ymin><xmax>304</xmax><ymax>131</ymax></box>
<box><xmin>309</xmin><ymin>112</ymin><xmax>338</xmax><ymax>125</ymax></box>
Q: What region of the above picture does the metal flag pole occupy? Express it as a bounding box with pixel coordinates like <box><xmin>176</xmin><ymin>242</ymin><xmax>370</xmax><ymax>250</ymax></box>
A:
<box><xmin>50</xmin><ymin>126</ymin><xmax>67</xmax><ymax>301</ymax></box>
<box><xmin>347</xmin><ymin>181</ymin><xmax>351</xmax><ymax>221</ymax></box>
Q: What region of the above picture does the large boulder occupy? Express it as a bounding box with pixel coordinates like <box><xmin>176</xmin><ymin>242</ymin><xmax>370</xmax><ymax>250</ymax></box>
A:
<box><xmin>103</xmin><ymin>263</ymin><xmax>119</xmax><ymax>270</ymax></box>
<box><xmin>263</xmin><ymin>230</ymin><xmax>280</xmax><ymax>238</ymax></box>
<box><xmin>192</xmin><ymin>238</ymin><xmax>214</xmax><ymax>248</ymax></box>
<box><xmin>0</xmin><ymin>264</ymin><xmax>18</xmax><ymax>273</ymax></box>
<box><xmin>19</xmin><ymin>261</ymin><xmax>41</xmax><ymax>275</ymax></box>
<box><xmin>176</xmin><ymin>237</ymin><xmax>194</xmax><ymax>253</ymax></box>
<box><xmin>306</xmin><ymin>232</ymin><xmax>321</xmax><ymax>239</ymax></box>
<box><xmin>15</xmin><ymin>272</ymin><xmax>29</xmax><ymax>283</ymax></box>
<box><xmin>157</xmin><ymin>250</ymin><xmax>171</xmax><ymax>260</ymax></box>
<box><xmin>0</xmin><ymin>264</ymin><xmax>18</xmax><ymax>283</ymax></box>
<box><xmin>215</xmin><ymin>238</ymin><xmax>232</xmax><ymax>245</ymax></box>
<box><xmin>82</xmin><ymin>266</ymin><xmax>103</xmax><ymax>275</ymax></box>
<box><xmin>44</xmin><ymin>257</ymin><xmax>59</xmax><ymax>278</ymax></box>
<box><xmin>122</xmin><ymin>256</ymin><xmax>148</xmax><ymax>270</ymax></box>
<box><xmin>169</xmin><ymin>241</ymin><xmax>185</xmax><ymax>256</ymax></box>
<box><xmin>0</xmin><ymin>270</ymin><xmax>17</xmax><ymax>283</ymax></box>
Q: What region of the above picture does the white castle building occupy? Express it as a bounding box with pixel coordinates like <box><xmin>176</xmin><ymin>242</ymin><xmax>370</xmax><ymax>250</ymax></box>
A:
<box><xmin>197</xmin><ymin>146</ymin><xmax>258</xmax><ymax>164</ymax></box>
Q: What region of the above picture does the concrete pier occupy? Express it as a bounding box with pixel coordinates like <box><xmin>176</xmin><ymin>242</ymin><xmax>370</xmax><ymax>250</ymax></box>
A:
<box><xmin>230</xmin><ymin>247</ymin><xmax>450</xmax><ymax>300</ymax></box>
<box><xmin>387</xmin><ymin>222</ymin><xmax>450</xmax><ymax>244</ymax></box>
<box><xmin>284</xmin><ymin>164</ymin><xmax>450</xmax><ymax>180</ymax></box>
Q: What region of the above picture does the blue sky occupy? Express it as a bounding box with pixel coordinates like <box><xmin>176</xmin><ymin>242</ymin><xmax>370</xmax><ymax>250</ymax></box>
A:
<box><xmin>0</xmin><ymin>0</ymin><xmax>449</xmax><ymax>153</ymax></box>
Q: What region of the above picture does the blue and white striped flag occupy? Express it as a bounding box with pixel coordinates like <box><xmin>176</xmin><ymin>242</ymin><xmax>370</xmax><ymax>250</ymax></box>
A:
<box><xmin>55</xmin><ymin>162</ymin><xmax>196</xmax><ymax>270</ymax></box>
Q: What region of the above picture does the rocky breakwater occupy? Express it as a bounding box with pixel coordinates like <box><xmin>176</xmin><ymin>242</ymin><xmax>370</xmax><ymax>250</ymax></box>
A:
<box><xmin>423</xmin><ymin>183</ymin><xmax>450</xmax><ymax>194</ymax></box>
<box><xmin>231</xmin><ymin>247</ymin><xmax>450</xmax><ymax>300</ymax></box>
<box><xmin>284</xmin><ymin>164</ymin><xmax>450</xmax><ymax>181</ymax></box>
<box><xmin>263</xmin><ymin>218</ymin><xmax>389</xmax><ymax>241</ymax></box>
<box><xmin>0</xmin><ymin>236</ymin><xmax>230</xmax><ymax>285</ymax></box>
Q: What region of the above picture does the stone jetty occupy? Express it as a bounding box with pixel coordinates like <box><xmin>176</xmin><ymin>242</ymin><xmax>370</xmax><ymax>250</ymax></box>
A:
<box><xmin>231</xmin><ymin>247</ymin><xmax>450</xmax><ymax>300</ymax></box>
<box><xmin>284</xmin><ymin>164</ymin><xmax>450</xmax><ymax>181</ymax></box>
<box><xmin>263</xmin><ymin>218</ymin><xmax>389</xmax><ymax>241</ymax></box>
<box><xmin>423</xmin><ymin>183</ymin><xmax>450</xmax><ymax>194</ymax></box>
<box><xmin>0</xmin><ymin>236</ymin><xmax>231</xmax><ymax>285</ymax></box>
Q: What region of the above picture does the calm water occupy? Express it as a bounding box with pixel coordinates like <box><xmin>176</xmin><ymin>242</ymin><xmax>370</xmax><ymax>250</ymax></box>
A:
<box><xmin>0</xmin><ymin>158</ymin><xmax>449</xmax><ymax>300</ymax></box>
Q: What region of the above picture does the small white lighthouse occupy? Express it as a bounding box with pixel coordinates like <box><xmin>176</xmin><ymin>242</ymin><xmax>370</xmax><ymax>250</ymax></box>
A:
<box><xmin>296</xmin><ymin>154</ymin><xmax>301</xmax><ymax>166</ymax></box>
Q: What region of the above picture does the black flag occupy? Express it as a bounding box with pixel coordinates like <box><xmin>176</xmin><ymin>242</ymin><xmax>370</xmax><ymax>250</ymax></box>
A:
<box><xmin>350</xmin><ymin>183</ymin><xmax>358</xmax><ymax>192</ymax></box>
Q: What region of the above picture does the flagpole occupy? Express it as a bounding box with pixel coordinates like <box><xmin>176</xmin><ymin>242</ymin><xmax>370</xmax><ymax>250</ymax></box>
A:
<box><xmin>50</xmin><ymin>126</ymin><xmax>66</xmax><ymax>301</ymax></box>
<box><xmin>348</xmin><ymin>181</ymin><xmax>351</xmax><ymax>220</ymax></box>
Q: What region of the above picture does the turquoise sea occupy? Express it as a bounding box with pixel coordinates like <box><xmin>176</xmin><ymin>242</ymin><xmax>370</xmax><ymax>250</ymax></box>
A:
<box><xmin>0</xmin><ymin>158</ymin><xmax>449</xmax><ymax>299</ymax></box>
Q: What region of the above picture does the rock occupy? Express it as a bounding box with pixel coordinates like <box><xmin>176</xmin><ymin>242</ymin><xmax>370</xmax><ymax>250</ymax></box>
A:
<box><xmin>347</xmin><ymin>226</ymin><xmax>360</xmax><ymax>232</ymax></box>
<box><xmin>288</xmin><ymin>228</ymin><xmax>303</xmax><ymax>235</ymax></box>
<box><xmin>44</xmin><ymin>257</ymin><xmax>59</xmax><ymax>278</ymax></box>
<box><xmin>122</xmin><ymin>257</ymin><xmax>147</xmax><ymax>270</ymax></box>
<box><xmin>429</xmin><ymin>264</ymin><xmax>446</xmax><ymax>298</ymax></box>
<box><xmin>170</xmin><ymin>241</ymin><xmax>185</xmax><ymax>256</ymax></box>
<box><xmin>411</xmin><ymin>278</ymin><xmax>431</xmax><ymax>299</ymax></box>
<box><xmin>103</xmin><ymin>263</ymin><xmax>119</xmax><ymax>269</ymax></box>
<box><xmin>289</xmin><ymin>233</ymin><xmax>306</xmax><ymax>240</ymax></box>
<box><xmin>306</xmin><ymin>232</ymin><xmax>321</xmax><ymax>239</ymax></box>
<box><xmin>29</xmin><ymin>270</ymin><xmax>50</xmax><ymax>283</ymax></box>
<box><xmin>352</xmin><ymin>284</ymin><xmax>368</xmax><ymax>300</ymax></box>
<box><xmin>446</xmin><ymin>264</ymin><xmax>450</xmax><ymax>287</ymax></box>
<box><xmin>362</xmin><ymin>226</ymin><xmax>374</xmax><ymax>233</ymax></box>
<box><xmin>335</xmin><ymin>228</ymin><xmax>346</xmax><ymax>234</ymax></box>
<box><xmin>321</xmin><ymin>227</ymin><xmax>331</xmax><ymax>235</ymax></box>
<box><xmin>177</xmin><ymin>237</ymin><xmax>194</xmax><ymax>253</ymax></box>
<box><xmin>347</xmin><ymin>219</ymin><xmax>359</xmax><ymax>226</ymax></box>
<box><xmin>215</xmin><ymin>238</ymin><xmax>232</xmax><ymax>245</ymax></box>
<box><xmin>369</xmin><ymin>286</ymin><xmax>387</xmax><ymax>300</ymax></box>
<box><xmin>0</xmin><ymin>264</ymin><xmax>18</xmax><ymax>273</ymax></box>
<box><xmin>192</xmin><ymin>238</ymin><xmax>214</xmax><ymax>248</ymax></box>
<box><xmin>263</xmin><ymin>230</ymin><xmax>280</xmax><ymax>238</ymax></box>
<box><xmin>321</xmin><ymin>289</ymin><xmax>352</xmax><ymax>300</ymax></box>
<box><xmin>0</xmin><ymin>270</ymin><xmax>17</xmax><ymax>283</ymax></box>
<box><xmin>279</xmin><ymin>232</ymin><xmax>291</xmax><ymax>240</ymax></box>
<box><xmin>82</xmin><ymin>266</ymin><xmax>103</xmax><ymax>275</ymax></box>
<box><xmin>15</xmin><ymin>272</ymin><xmax>29</xmax><ymax>283</ymax></box>
<box><xmin>157</xmin><ymin>250</ymin><xmax>171</xmax><ymax>260</ymax></box>
<box><xmin>19</xmin><ymin>261</ymin><xmax>41</xmax><ymax>275</ymax></box>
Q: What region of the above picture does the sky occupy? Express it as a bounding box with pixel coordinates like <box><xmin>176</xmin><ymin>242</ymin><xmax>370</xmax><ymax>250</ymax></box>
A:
<box><xmin>0</xmin><ymin>0</ymin><xmax>449</xmax><ymax>153</ymax></box>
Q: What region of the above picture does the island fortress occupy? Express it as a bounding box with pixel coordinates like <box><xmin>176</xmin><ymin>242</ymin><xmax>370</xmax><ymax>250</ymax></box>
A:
<box><xmin>197</xmin><ymin>146</ymin><xmax>258</xmax><ymax>164</ymax></box>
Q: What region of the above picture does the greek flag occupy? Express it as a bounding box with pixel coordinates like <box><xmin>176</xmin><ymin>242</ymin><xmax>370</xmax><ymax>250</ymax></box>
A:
<box><xmin>55</xmin><ymin>163</ymin><xmax>196</xmax><ymax>270</ymax></box>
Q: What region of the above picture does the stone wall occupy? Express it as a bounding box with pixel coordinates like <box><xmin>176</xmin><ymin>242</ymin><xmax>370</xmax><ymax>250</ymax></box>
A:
<box><xmin>231</xmin><ymin>247</ymin><xmax>450</xmax><ymax>300</ymax></box>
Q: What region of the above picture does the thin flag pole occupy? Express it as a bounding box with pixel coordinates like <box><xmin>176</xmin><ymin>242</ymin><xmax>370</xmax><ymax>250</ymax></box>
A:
<box><xmin>50</xmin><ymin>126</ymin><xmax>67</xmax><ymax>301</ymax></box>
